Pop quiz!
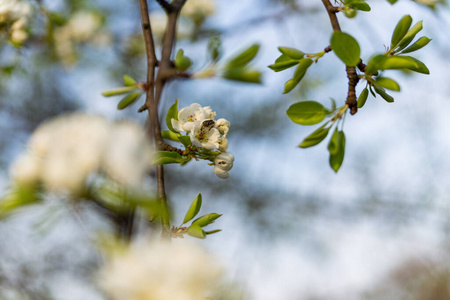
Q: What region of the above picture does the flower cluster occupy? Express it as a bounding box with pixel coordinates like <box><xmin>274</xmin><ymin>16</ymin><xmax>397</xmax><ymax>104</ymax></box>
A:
<box><xmin>98</xmin><ymin>240</ymin><xmax>223</xmax><ymax>300</ymax></box>
<box><xmin>0</xmin><ymin>0</ymin><xmax>32</xmax><ymax>44</ymax></box>
<box><xmin>181</xmin><ymin>0</ymin><xmax>216</xmax><ymax>22</ymax></box>
<box><xmin>10</xmin><ymin>113</ymin><xmax>152</xmax><ymax>194</ymax></box>
<box><xmin>53</xmin><ymin>11</ymin><xmax>112</xmax><ymax>67</ymax></box>
<box><xmin>171</xmin><ymin>103</ymin><xmax>234</xmax><ymax>179</ymax></box>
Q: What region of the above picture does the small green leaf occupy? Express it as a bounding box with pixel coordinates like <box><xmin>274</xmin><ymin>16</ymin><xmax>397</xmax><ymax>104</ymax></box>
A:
<box><xmin>166</xmin><ymin>99</ymin><xmax>179</xmax><ymax>133</ymax></box>
<box><xmin>373</xmin><ymin>83</ymin><xmax>394</xmax><ymax>103</ymax></box>
<box><xmin>375</xmin><ymin>77</ymin><xmax>400</xmax><ymax>91</ymax></box>
<box><xmin>366</xmin><ymin>54</ymin><xmax>429</xmax><ymax>74</ymax></box>
<box><xmin>182</xmin><ymin>193</ymin><xmax>202</xmax><ymax>225</ymax></box>
<box><xmin>351</xmin><ymin>2</ymin><xmax>371</xmax><ymax>11</ymax></box>
<box><xmin>102</xmin><ymin>86</ymin><xmax>137</xmax><ymax>97</ymax></box>
<box><xmin>357</xmin><ymin>88</ymin><xmax>369</xmax><ymax>108</ymax></box>
<box><xmin>117</xmin><ymin>92</ymin><xmax>141</xmax><ymax>110</ymax></box>
<box><xmin>278</xmin><ymin>47</ymin><xmax>305</xmax><ymax>60</ymax></box>
<box><xmin>226</xmin><ymin>44</ymin><xmax>260</xmax><ymax>67</ymax></box>
<box><xmin>396</xmin><ymin>21</ymin><xmax>423</xmax><ymax>52</ymax></box>
<box><xmin>387</xmin><ymin>0</ymin><xmax>398</xmax><ymax>4</ymax></box>
<box><xmin>400</xmin><ymin>36</ymin><xmax>431</xmax><ymax>54</ymax></box>
<box><xmin>205</xmin><ymin>229</ymin><xmax>222</xmax><ymax>235</ymax></box>
<box><xmin>178</xmin><ymin>135</ymin><xmax>192</xmax><ymax>148</ymax></box>
<box><xmin>0</xmin><ymin>185</ymin><xmax>41</xmax><ymax>218</ymax></box>
<box><xmin>192</xmin><ymin>213</ymin><xmax>222</xmax><ymax>227</ymax></box>
<box><xmin>151</xmin><ymin>151</ymin><xmax>184</xmax><ymax>165</ymax></box>
<box><xmin>222</xmin><ymin>67</ymin><xmax>262</xmax><ymax>83</ymax></box>
<box><xmin>330</xmin><ymin>32</ymin><xmax>361</xmax><ymax>67</ymax></box>
<box><xmin>286</xmin><ymin>101</ymin><xmax>327</xmax><ymax>125</ymax></box>
<box><xmin>283</xmin><ymin>58</ymin><xmax>313</xmax><ymax>94</ymax></box>
<box><xmin>268</xmin><ymin>60</ymin><xmax>300</xmax><ymax>72</ymax></box>
<box><xmin>390</xmin><ymin>15</ymin><xmax>413</xmax><ymax>50</ymax></box>
<box><xmin>298</xmin><ymin>123</ymin><xmax>331</xmax><ymax>148</ymax></box>
<box><xmin>328</xmin><ymin>129</ymin><xmax>346</xmax><ymax>172</ymax></box>
<box><xmin>208</xmin><ymin>35</ymin><xmax>222</xmax><ymax>62</ymax></box>
<box><xmin>187</xmin><ymin>224</ymin><xmax>206</xmax><ymax>239</ymax></box>
<box><xmin>123</xmin><ymin>75</ymin><xmax>137</xmax><ymax>86</ymax></box>
<box><xmin>330</xmin><ymin>98</ymin><xmax>336</xmax><ymax>112</ymax></box>
<box><xmin>161</xmin><ymin>130</ymin><xmax>181</xmax><ymax>142</ymax></box>
<box><xmin>175</xmin><ymin>49</ymin><xmax>193</xmax><ymax>72</ymax></box>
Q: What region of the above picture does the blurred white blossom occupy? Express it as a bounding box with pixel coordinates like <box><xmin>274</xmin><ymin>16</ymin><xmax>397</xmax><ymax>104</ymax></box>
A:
<box><xmin>0</xmin><ymin>0</ymin><xmax>32</xmax><ymax>44</ymax></box>
<box><xmin>181</xmin><ymin>0</ymin><xmax>216</xmax><ymax>21</ymax></box>
<box><xmin>98</xmin><ymin>240</ymin><xmax>223</xmax><ymax>300</ymax></box>
<box><xmin>10</xmin><ymin>113</ymin><xmax>152</xmax><ymax>193</ymax></box>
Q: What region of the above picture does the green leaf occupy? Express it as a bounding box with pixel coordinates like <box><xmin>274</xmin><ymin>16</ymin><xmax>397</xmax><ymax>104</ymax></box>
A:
<box><xmin>351</xmin><ymin>2</ymin><xmax>371</xmax><ymax>11</ymax></box>
<box><xmin>330</xmin><ymin>32</ymin><xmax>361</xmax><ymax>67</ymax></box>
<box><xmin>178</xmin><ymin>135</ymin><xmax>192</xmax><ymax>148</ymax></box>
<box><xmin>161</xmin><ymin>130</ymin><xmax>181</xmax><ymax>142</ymax></box>
<box><xmin>117</xmin><ymin>92</ymin><xmax>141</xmax><ymax>110</ymax></box>
<box><xmin>366</xmin><ymin>54</ymin><xmax>429</xmax><ymax>74</ymax></box>
<box><xmin>372</xmin><ymin>83</ymin><xmax>394</xmax><ymax>103</ymax></box>
<box><xmin>396</xmin><ymin>21</ymin><xmax>423</xmax><ymax>52</ymax></box>
<box><xmin>166</xmin><ymin>99</ymin><xmax>179</xmax><ymax>133</ymax></box>
<box><xmin>328</xmin><ymin>129</ymin><xmax>346</xmax><ymax>172</ymax></box>
<box><xmin>208</xmin><ymin>35</ymin><xmax>222</xmax><ymax>62</ymax></box>
<box><xmin>283</xmin><ymin>59</ymin><xmax>313</xmax><ymax>94</ymax></box>
<box><xmin>205</xmin><ymin>229</ymin><xmax>222</xmax><ymax>235</ymax></box>
<box><xmin>286</xmin><ymin>101</ymin><xmax>327</xmax><ymax>125</ymax></box>
<box><xmin>192</xmin><ymin>213</ymin><xmax>222</xmax><ymax>227</ymax></box>
<box><xmin>390</xmin><ymin>15</ymin><xmax>412</xmax><ymax>50</ymax></box>
<box><xmin>278</xmin><ymin>47</ymin><xmax>305</xmax><ymax>60</ymax></box>
<box><xmin>0</xmin><ymin>185</ymin><xmax>41</xmax><ymax>218</ymax></box>
<box><xmin>151</xmin><ymin>151</ymin><xmax>184</xmax><ymax>165</ymax></box>
<box><xmin>226</xmin><ymin>44</ymin><xmax>260</xmax><ymax>68</ymax></box>
<box><xmin>182</xmin><ymin>193</ymin><xmax>202</xmax><ymax>225</ymax></box>
<box><xmin>387</xmin><ymin>0</ymin><xmax>398</xmax><ymax>4</ymax></box>
<box><xmin>357</xmin><ymin>88</ymin><xmax>369</xmax><ymax>108</ymax></box>
<box><xmin>375</xmin><ymin>77</ymin><xmax>400</xmax><ymax>91</ymax></box>
<box><xmin>298</xmin><ymin>123</ymin><xmax>331</xmax><ymax>148</ymax></box>
<box><xmin>123</xmin><ymin>75</ymin><xmax>137</xmax><ymax>86</ymax></box>
<box><xmin>329</xmin><ymin>98</ymin><xmax>336</xmax><ymax>113</ymax></box>
<box><xmin>222</xmin><ymin>67</ymin><xmax>262</xmax><ymax>83</ymax></box>
<box><xmin>175</xmin><ymin>49</ymin><xmax>193</xmax><ymax>72</ymax></box>
<box><xmin>268</xmin><ymin>59</ymin><xmax>300</xmax><ymax>72</ymax></box>
<box><xmin>187</xmin><ymin>224</ymin><xmax>206</xmax><ymax>239</ymax></box>
<box><xmin>400</xmin><ymin>36</ymin><xmax>431</xmax><ymax>54</ymax></box>
<box><xmin>102</xmin><ymin>86</ymin><xmax>137</xmax><ymax>97</ymax></box>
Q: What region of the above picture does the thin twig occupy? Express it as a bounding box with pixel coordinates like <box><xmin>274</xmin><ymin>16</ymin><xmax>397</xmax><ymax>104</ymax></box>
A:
<box><xmin>322</xmin><ymin>0</ymin><xmax>359</xmax><ymax>115</ymax></box>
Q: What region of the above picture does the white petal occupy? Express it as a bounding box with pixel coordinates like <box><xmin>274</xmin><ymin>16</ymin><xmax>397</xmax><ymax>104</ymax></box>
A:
<box><xmin>213</xmin><ymin>167</ymin><xmax>229</xmax><ymax>179</ymax></box>
<box><xmin>171</xmin><ymin>119</ymin><xmax>184</xmax><ymax>132</ymax></box>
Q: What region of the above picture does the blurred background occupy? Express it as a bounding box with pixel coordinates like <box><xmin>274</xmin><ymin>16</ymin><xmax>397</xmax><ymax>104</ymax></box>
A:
<box><xmin>0</xmin><ymin>0</ymin><xmax>450</xmax><ymax>299</ymax></box>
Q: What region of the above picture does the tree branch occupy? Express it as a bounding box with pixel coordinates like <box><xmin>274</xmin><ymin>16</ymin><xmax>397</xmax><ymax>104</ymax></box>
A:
<box><xmin>322</xmin><ymin>0</ymin><xmax>359</xmax><ymax>115</ymax></box>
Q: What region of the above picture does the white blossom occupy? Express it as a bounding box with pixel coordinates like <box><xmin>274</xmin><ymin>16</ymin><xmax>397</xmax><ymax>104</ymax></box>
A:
<box><xmin>0</xmin><ymin>0</ymin><xmax>32</xmax><ymax>44</ymax></box>
<box><xmin>218</xmin><ymin>137</ymin><xmax>228</xmax><ymax>152</ymax></box>
<box><xmin>171</xmin><ymin>103</ymin><xmax>216</xmax><ymax>133</ymax></box>
<box><xmin>9</xmin><ymin>113</ymin><xmax>152</xmax><ymax>193</ymax></box>
<box><xmin>215</xmin><ymin>118</ymin><xmax>230</xmax><ymax>137</ymax></box>
<box><xmin>190</xmin><ymin>120</ymin><xmax>221</xmax><ymax>150</ymax></box>
<box><xmin>98</xmin><ymin>240</ymin><xmax>223</xmax><ymax>300</ymax></box>
<box><xmin>181</xmin><ymin>0</ymin><xmax>216</xmax><ymax>20</ymax></box>
<box><xmin>213</xmin><ymin>152</ymin><xmax>234</xmax><ymax>179</ymax></box>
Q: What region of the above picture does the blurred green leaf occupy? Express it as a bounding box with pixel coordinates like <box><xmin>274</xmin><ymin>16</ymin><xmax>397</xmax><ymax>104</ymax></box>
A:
<box><xmin>222</xmin><ymin>67</ymin><xmax>262</xmax><ymax>83</ymax></box>
<box><xmin>187</xmin><ymin>224</ymin><xmax>206</xmax><ymax>239</ymax></box>
<box><xmin>192</xmin><ymin>213</ymin><xmax>222</xmax><ymax>227</ymax></box>
<box><xmin>166</xmin><ymin>99</ymin><xmax>179</xmax><ymax>133</ymax></box>
<box><xmin>179</xmin><ymin>135</ymin><xmax>192</xmax><ymax>148</ymax></box>
<box><xmin>208</xmin><ymin>35</ymin><xmax>222</xmax><ymax>62</ymax></box>
<box><xmin>400</xmin><ymin>36</ymin><xmax>431</xmax><ymax>54</ymax></box>
<box><xmin>396</xmin><ymin>21</ymin><xmax>423</xmax><ymax>52</ymax></box>
<box><xmin>331</xmin><ymin>32</ymin><xmax>361</xmax><ymax>67</ymax></box>
<box><xmin>102</xmin><ymin>86</ymin><xmax>137</xmax><ymax>97</ymax></box>
<box><xmin>283</xmin><ymin>58</ymin><xmax>313</xmax><ymax>94</ymax></box>
<box><xmin>298</xmin><ymin>123</ymin><xmax>331</xmax><ymax>148</ymax></box>
<box><xmin>123</xmin><ymin>74</ymin><xmax>137</xmax><ymax>86</ymax></box>
<box><xmin>117</xmin><ymin>92</ymin><xmax>141</xmax><ymax>110</ymax></box>
<box><xmin>175</xmin><ymin>49</ymin><xmax>193</xmax><ymax>72</ymax></box>
<box><xmin>328</xmin><ymin>129</ymin><xmax>346</xmax><ymax>172</ymax></box>
<box><xmin>182</xmin><ymin>193</ymin><xmax>202</xmax><ymax>225</ymax></box>
<box><xmin>350</xmin><ymin>1</ymin><xmax>371</xmax><ymax>11</ymax></box>
<box><xmin>375</xmin><ymin>77</ymin><xmax>400</xmax><ymax>91</ymax></box>
<box><xmin>278</xmin><ymin>47</ymin><xmax>305</xmax><ymax>60</ymax></box>
<box><xmin>151</xmin><ymin>151</ymin><xmax>184</xmax><ymax>165</ymax></box>
<box><xmin>226</xmin><ymin>44</ymin><xmax>260</xmax><ymax>68</ymax></box>
<box><xmin>391</xmin><ymin>15</ymin><xmax>412</xmax><ymax>50</ymax></box>
<box><xmin>0</xmin><ymin>185</ymin><xmax>41</xmax><ymax>219</ymax></box>
<box><xmin>373</xmin><ymin>83</ymin><xmax>394</xmax><ymax>102</ymax></box>
<box><xmin>286</xmin><ymin>101</ymin><xmax>327</xmax><ymax>125</ymax></box>
<box><xmin>161</xmin><ymin>130</ymin><xmax>181</xmax><ymax>142</ymax></box>
<box><xmin>357</xmin><ymin>87</ymin><xmax>369</xmax><ymax>108</ymax></box>
<box><xmin>268</xmin><ymin>58</ymin><xmax>300</xmax><ymax>72</ymax></box>
<box><xmin>205</xmin><ymin>229</ymin><xmax>222</xmax><ymax>235</ymax></box>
